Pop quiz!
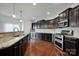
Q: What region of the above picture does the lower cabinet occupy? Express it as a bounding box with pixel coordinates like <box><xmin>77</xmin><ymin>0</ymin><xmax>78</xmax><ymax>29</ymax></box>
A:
<box><xmin>0</xmin><ymin>46</ymin><xmax>13</xmax><ymax>56</ymax></box>
<box><xmin>13</xmin><ymin>35</ymin><xmax>29</xmax><ymax>56</ymax></box>
<box><xmin>31</xmin><ymin>32</ymin><xmax>52</xmax><ymax>42</ymax></box>
<box><xmin>0</xmin><ymin>35</ymin><xmax>29</xmax><ymax>56</ymax></box>
<box><xmin>41</xmin><ymin>33</ymin><xmax>52</xmax><ymax>42</ymax></box>
<box><xmin>31</xmin><ymin>33</ymin><xmax>52</xmax><ymax>42</ymax></box>
<box><xmin>64</xmin><ymin>37</ymin><xmax>79</xmax><ymax>56</ymax></box>
<box><xmin>13</xmin><ymin>45</ymin><xmax>22</xmax><ymax>56</ymax></box>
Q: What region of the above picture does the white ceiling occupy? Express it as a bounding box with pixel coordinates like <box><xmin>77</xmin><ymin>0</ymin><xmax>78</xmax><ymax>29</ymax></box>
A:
<box><xmin>0</xmin><ymin>3</ymin><xmax>73</xmax><ymax>21</ymax></box>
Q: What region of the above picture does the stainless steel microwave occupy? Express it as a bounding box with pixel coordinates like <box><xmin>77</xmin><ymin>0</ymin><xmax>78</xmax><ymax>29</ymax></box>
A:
<box><xmin>58</xmin><ymin>20</ymin><xmax>69</xmax><ymax>28</ymax></box>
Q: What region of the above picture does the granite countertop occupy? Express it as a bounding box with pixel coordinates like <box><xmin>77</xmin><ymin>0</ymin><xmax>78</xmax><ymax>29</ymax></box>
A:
<box><xmin>0</xmin><ymin>35</ymin><xmax>26</xmax><ymax>49</ymax></box>
<box><xmin>64</xmin><ymin>35</ymin><xmax>79</xmax><ymax>39</ymax></box>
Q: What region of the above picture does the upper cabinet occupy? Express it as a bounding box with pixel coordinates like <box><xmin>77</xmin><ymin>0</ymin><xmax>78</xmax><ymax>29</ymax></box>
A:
<box><xmin>76</xmin><ymin>6</ymin><xmax>79</xmax><ymax>27</ymax></box>
<box><xmin>38</xmin><ymin>20</ymin><xmax>46</xmax><ymax>29</ymax></box>
<box><xmin>69</xmin><ymin>5</ymin><xmax>79</xmax><ymax>27</ymax></box>
<box><xmin>59</xmin><ymin>8</ymin><xmax>72</xmax><ymax>21</ymax></box>
<box><xmin>52</xmin><ymin>17</ymin><xmax>59</xmax><ymax>28</ymax></box>
<box><xmin>35</xmin><ymin>17</ymin><xmax>59</xmax><ymax>29</ymax></box>
<box><xmin>32</xmin><ymin>5</ymin><xmax>79</xmax><ymax>30</ymax></box>
<box><xmin>69</xmin><ymin>6</ymin><xmax>77</xmax><ymax>27</ymax></box>
<box><xmin>32</xmin><ymin>20</ymin><xmax>46</xmax><ymax>29</ymax></box>
<box><xmin>58</xmin><ymin>8</ymin><xmax>72</xmax><ymax>28</ymax></box>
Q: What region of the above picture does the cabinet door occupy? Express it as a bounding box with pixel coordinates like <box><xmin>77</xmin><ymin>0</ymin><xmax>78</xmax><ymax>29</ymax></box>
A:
<box><xmin>0</xmin><ymin>46</ymin><xmax>13</xmax><ymax>56</ymax></box>
<box><xmin>59</xmin><ymin>13</ymin><xmax>64</xmax><ymax>21</ymax></box>
<box><xmin>41</xmin><ymin>33</ymin><xmax>45</xmax><ymax>40</ymax></box>
<box><xmin>13</xmin><ymin>39</ymin><xmax>23</xmax><ymax>56</ymax></box>
<box><xmin>69</xmin><ymin>8</ymin><xmax>77</xmax><ymax>27</ymax></box>
<box><xmin>14</xmin><ymin>46</ymin><xmax>19</xmax><ymax>56</ymax></box>
<box><xmin>64</xmin><ymin>11</ymin><xmax>69</xmax><ymax>22</ymax></box>
<box><xmin>64</xmin><ymin>37</ymin><xmax>76</xmax><ymax>55</ymax></box>
<box><xmin>53</xmin><ymin>20</ymin><xmax>58</xmax><ymax>28</ymax></box>
<box><xmin>19</xmin><ymin>45</ymin><xmax>23</xmax><ymax>56</ymax></box>
<box><xmin>76</xmin><ymin>7</ymin><xmax>79</xmax><ymax>27</ymax></box>
<box><xmin>14</xmin><ymin>45</ymin><xmax>23</xmax><ymax>56</ymax></box>
<box><xmin>38</xmin><ymin>33</ymin><xmax>42</xmax><ymax>40</ymax></box>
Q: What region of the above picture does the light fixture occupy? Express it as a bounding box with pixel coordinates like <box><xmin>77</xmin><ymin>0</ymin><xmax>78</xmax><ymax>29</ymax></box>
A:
<box><xmin>12</xmin><ymin>14</ymin><xmax>16</xmax><ymax>18</ymax></box>
<box><xmin>20</xmin><ymin>10</ymin><xmax>23</xmax><ymax>22</ymax></box>
<box><xmin>12</xmin><ymin>3</ymin><xmax>16</xmax><ymax>18</ymax></box>
<box><xmin>20</xmin><ymin>20</ymin><xmax>22</xmax><ymax>22</ymax></box>
<box><xmin>47</xmin><ymin>11</ymin><xmax>50</xmax><ymax>15</ymax></box>
<box><xmin>32</xmin><ymin>17</ymin><xmax>35</xmax><ymax>19</ymax></box>
<box><xmin>33</xmin><ymin>3</ymin><xmax>36</xmax><ymax>6</ymax></box>
<box><xmin>19</xmin><ymin>10</ymin><xmax>23</xmax><ymax>31</ymax></box>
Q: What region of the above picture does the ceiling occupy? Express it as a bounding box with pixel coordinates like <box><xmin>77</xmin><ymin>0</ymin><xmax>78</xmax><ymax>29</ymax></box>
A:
<box><xmin>0</xmin><ymin>3</ymin><xmax>73</xmax><ymax>21</ymax></box>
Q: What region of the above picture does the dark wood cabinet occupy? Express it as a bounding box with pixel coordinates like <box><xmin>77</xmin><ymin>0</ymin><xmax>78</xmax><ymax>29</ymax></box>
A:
<box><xmin>76</xmin><ymin>6</ymin><xmax>79</xmax><ymax>27</ymax></box>
<box><xmin>37</xmin><ymin>33</ymin><xmax>52</xmax><ymax>42</ymax></box>
<box><xmin>53</xmin><ymin>17</ymin><xmax>59</xmax><ymax>28</ymax></box>
<box><xmin>0</xmin><ymin>46</ymin><xmax>13</xmax><ymax>56</ymax></box>
<box><xmin>32</xmin><ymin>8</ymin><xmax>72</xmax><ymax>29</ymax></box>
<box><xmin>59</xmin><ymin>8</ymin><xmax>72</xmax><ymax>21</ymax></box>
<box><xmin>69</xmin><ymin>5</ymin><xmax>79</xmax><ymax>27</ymax></box>
<box><xmin>64</xmin><ymin>36</ymin><xmax>79</xmax><ymax>56</ymax></box>
<box><xmin>32</xmin><ymin>5</ymin><xmax>79</xmax><ymax>28</ymax></box>
<box><xmin>13</xmin><ymin>38</ymin><xmax>24</xmax><ymax>56</ymax></box>
<box><xmin>13</xmin><ymin>44</ymin><xmax>22</xmax><ymax>56</ymax></box>
<box><xmin>32</xmin><ymin>20</ymin><xmax>46</xmax><ymax>29</ymax></box>
<box><xmin>13</xmin><ymin>36</ymin><xmax>28</xmax><ymax>56</ymax></box>
<box><xmin>31</xmin><ymin>33</ymin><xmax>52</xmax><ymax>42</ymax></box>
<box><xmin>44</xmin><ymin>20</ymin><xmax>50</xmax><ymax>28</ymax></box>
<box><xmin>58</xmin><ymin>8</ymin><xmax>72</xmax><ymax>27</ymax></box>
<box><xmin>69</xmin><ymin>7</ymin><xmax>77</xmax><ymax>27</ymax></box>
<box><xmin>32</xmin><ymin>19</ymin><xmax>59</xmax><ymax>29</ymax></box>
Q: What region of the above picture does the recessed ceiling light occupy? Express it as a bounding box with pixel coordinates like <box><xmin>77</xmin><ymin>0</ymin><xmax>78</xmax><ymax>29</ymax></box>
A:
<box><xmin>47</xmin><ymin>12</ymin><xmax>50</xmax><ymax>15</ymax></box>
<box><xmin>20</xmin><ymin>20</ymin><xmax>22</xmax><ymax>22</ymax></box>
<box><xmin>32</xmin><ymin>17</ymin><xmax>35</xmax><ymax>19</ymax></box>
<box><xmin>12</xmin><ymin>14</ymin><xmax>16</xmax><ymax>18</ymax></box>
<box><xmin>33</xmin><ymin>3</ymin><xmax>36</xmax><ymax>6</ymax></box>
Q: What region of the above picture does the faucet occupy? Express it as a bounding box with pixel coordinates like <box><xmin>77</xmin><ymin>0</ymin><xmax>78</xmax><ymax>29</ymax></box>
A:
<box><xmin>13</xmin><ymin>27</ymin><xmax>19</xmax><ymax>37</ymax></box>
<box><xmin>13</xmin><ymin>27</ymin><xmax>19</xmax><ymax>32</ymax></box>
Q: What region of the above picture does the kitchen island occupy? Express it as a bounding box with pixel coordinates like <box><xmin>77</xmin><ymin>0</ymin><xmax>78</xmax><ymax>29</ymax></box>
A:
<box><xmin>0</xmin><ymin>35</ymin><xmax>26</xmax><ymax>49</ymax></box>
<box><xmin>0</xmin><ymin>32</ymin><xmax>30</xmax><ymax>56</ymax></box>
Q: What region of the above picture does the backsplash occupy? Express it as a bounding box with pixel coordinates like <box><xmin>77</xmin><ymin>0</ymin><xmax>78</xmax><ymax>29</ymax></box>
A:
<box><xmin>35</xmin><ymin>27</ymin><xmax>79</xmax><ymax>37</ymax></box>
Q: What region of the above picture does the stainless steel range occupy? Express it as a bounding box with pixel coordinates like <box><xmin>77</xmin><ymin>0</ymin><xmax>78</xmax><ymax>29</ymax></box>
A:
<box><xmin>54</xmin><ymin>30</ymin><xmax>73</xmax><ymax>51</ymax></box>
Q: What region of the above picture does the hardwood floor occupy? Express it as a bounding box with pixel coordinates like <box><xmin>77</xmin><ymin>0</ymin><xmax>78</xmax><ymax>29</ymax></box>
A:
<box><xmin>24</xmin><ymin>39</ymin><xmax>69</xmax><ymax>56</ymax></box>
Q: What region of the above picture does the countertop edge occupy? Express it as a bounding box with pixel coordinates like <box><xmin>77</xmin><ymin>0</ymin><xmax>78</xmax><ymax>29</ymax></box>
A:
<box><xmin>64</xmin><ymin>35</ymin><xmax>79</xmax><ymax>39</ymax></box>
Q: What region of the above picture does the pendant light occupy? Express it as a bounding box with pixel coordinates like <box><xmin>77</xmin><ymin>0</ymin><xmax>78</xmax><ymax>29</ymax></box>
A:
<box><xmin>20</xmin><ymin>10</ymin><xmax>23</xmax><ymax>22</ymax></box>
<box><xmin>12</xmin><ymin>3</ymin><xmax>16</xmax><ymax>18</ymax></box>
<box><xmin>33</xmin><ymin>3</ymin><xmax>36</xmax><ymax>6</ymax></box>
<box><xmin>19</xmin><ymin>10</ymin><xmax>23</xmax><ymax>31</ymax></box>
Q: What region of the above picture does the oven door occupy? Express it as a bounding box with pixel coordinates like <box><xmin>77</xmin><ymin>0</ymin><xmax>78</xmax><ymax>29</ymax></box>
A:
<box><xmin>54</xmin><ymin>40</ymin><xmax>63</xmax><ymax>50</ymax></box>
